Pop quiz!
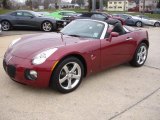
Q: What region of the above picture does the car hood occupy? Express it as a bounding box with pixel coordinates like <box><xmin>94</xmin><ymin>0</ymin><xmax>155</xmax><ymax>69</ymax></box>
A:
<box><xmin>10</xmin><ymin>33</ymin><xmax>88</xmax><ymax>59</ymax></box>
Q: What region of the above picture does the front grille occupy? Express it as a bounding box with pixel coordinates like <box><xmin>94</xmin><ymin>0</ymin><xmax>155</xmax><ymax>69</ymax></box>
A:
<box><xmin>7</xmin><ymin>65</ymin><xmax>16</xmax><ymax>78</ymax></box>
<box><xmin>3</xmin><ymin>60</ymin><xmax>16</xmax><ymax>78</ymax></box>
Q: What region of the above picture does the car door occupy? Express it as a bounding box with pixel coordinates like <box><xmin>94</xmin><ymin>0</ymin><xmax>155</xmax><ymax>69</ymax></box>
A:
<box><xmin>141</xmin><ymin>16</ymin><xmax>152</xmax><ymax>25</ymax></box>
<box><xmin>122</xmin><ymin>15</ymin><xmax>134</xmax><ymax>25</ymax></box>
<box><xmin>100</xmin><ymin>31</ymin><xmax>136</xmax><ymax>70</ymax></box>
<box><xmin>13</xmin><ymin>11</ymin><xmax>24</xmax><ymax>26</ymax></box>
<box><xmin>22</xmin><ymin>12</ymin><xmax>38</xmax><ymax>27</ymax></box>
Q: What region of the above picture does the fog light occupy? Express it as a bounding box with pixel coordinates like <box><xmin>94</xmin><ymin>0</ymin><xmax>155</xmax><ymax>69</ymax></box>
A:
<box><xmin>25</xmin><ymin>70</ymin><xmax>38</xmax><ymax>80</ymax></box>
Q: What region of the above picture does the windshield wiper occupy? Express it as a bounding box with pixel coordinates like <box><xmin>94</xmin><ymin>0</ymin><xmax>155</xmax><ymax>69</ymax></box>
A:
<box><xmin>68</xmin><ymin>34</ymin><xmax>81</xmax><ymax>37</ymax></box>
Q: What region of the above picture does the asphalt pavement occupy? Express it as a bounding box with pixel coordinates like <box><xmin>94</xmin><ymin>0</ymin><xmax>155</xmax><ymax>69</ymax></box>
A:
<box><xmin>0</xmin><ymin>27</ymin><xmax>160</xmax><ymax>120</ymax></box>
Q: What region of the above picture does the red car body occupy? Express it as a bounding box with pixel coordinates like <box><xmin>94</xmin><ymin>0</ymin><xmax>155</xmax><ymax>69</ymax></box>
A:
<box><xmin>3</xmin><ymin>19</ymin><xmax>149</xmax><ymax>89</ymax></box>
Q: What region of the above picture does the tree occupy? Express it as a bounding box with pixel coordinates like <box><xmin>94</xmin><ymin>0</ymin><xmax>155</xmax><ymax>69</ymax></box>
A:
<box><xmin>88</xmin><ymin>0</ymin><xmax>92</xmax><ymax>12</ymax></box>
<box><xmin>25</xmin><ymin>0</ymin><xmax>33</xmax><ymax>9</ymax></box>
<box><xmin>157</xmin><ymin>0</ymin><xmax>160</xmax><ymax>8</ymax></box>
<box><xmin>2</xmin><ymin>0</ymin><xmax>11</xmax><ymax>9</ymax></box>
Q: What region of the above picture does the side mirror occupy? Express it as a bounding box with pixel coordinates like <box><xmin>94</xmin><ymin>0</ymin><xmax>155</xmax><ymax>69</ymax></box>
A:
<box><xmin>107</xmin><ymin>32</ymin><xmax>119</xmax><ymax>42</ymax></box>
<box><xmin>110</xmin><ymin>32</ymin><xmax>119</xmax><ymax>37</ymax></box>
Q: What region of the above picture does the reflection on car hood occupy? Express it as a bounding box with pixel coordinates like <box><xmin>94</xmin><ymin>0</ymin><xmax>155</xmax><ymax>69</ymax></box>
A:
<box><xmin>10</xmin><ymin>33</ymin><xmax>88</xmax><ymax>59</ymax></box>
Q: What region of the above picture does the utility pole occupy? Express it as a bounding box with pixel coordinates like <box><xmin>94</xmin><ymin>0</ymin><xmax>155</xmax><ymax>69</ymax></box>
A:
<box><xmin>92</xmin><ymin>0</ymin><xmax>96</xmax><ymax>11</ymax></box>
<box><xmin>99</xmin><ymin>0</ymin><xmax>103</xmax><ymax>11</ymax></box>
<box><xmin>143</xmin><ymin>0</ymin><xmax>145</xmax><ymax>14</ymax></box>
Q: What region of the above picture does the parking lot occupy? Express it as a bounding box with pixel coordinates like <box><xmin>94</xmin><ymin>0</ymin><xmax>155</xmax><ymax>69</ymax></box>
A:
<box><xmin>0</xmin><ymin>27</ymin><xmax>160</xmax><ymax>120</ymax></box>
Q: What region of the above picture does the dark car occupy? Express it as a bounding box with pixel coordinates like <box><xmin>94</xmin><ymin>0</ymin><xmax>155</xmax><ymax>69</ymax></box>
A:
<box><xmin>113</xmin><ymin>14</ymin><xmax>143</xmax><ymax>27</ymax></box>
<box><xmin>0</xmin><ymin>23</ymin><xmax>2</xmax><ymax>33</ymax></box>
<box><xmin>0</xmin><ymin>10</ymin><xmax>66</xmax><ymax>32</ymax></box>
<box><xmin>3</xmin><ymin>19</ymin><xmax>149</xmax><ymax>93</ymax></box>
<box><xmin>66</xmin><ymin>12</ymin><xmax>125</xmax><ymax>25</ymax></box>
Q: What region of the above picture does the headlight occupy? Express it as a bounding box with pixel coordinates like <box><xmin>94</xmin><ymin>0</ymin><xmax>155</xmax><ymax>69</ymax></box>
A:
<box><xmin>32</xmin><ymin>48</ymin><xmax>58</xmax><ymax>65</ymax></box>
<box><xmin>9</xmin><ymin>38</ymin><xmax>21</xmax><ymax>48</ymax></box>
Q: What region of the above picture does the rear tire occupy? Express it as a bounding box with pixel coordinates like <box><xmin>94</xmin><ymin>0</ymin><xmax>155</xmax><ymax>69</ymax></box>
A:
<box><xmin>1</xmin><ymin>20</ymin><xmax>11</xmax><ymax>31</ymax></box>
<box><xmin>130</xmin><ymin>43</ymin><xmax>148</xmax><ymax>67</ymax></box>
<box><xmin>50</xmin><ymin>57</ymin><xmax>84</xmax><ymax>93</ymax></box>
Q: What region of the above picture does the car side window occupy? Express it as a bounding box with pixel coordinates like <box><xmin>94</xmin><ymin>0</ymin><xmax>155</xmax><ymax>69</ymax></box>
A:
<box><xmin>91</xmin><ymin>14</ymin><xmax>106</xmax><ymax>19</ymax></box>
<box><xmin>16</xmin><ymin>12</ymin><xmax>23</xmax><ymax>17</ymax></box>
<box><xmin>23</xmin><ymin>12</ymin><xmax>33</xmax><ymax>17</ymax></box>
<box><xmin>80</xmin><ymin>13</ymin><xmax>92</xmax><ymax>17</ymax></box>
<box><xmin>59</xmin><ymin>12</ymin><xmax>64</xmax><ymax>15</ymax></box>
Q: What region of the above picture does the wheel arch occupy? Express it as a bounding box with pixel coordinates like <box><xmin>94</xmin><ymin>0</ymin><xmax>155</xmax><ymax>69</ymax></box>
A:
<box><xmin>1</xmin><ymin>19</ymin><xmax>12</xmax><ymax>26</ymax></box>
<box><xmin>139</xmin><ymin>39</ymin><xmax>149</xmax><ymax>48</ymax></box>
<box><xmin>57</xmin><ymin>54</ymin><xmax>88</xmax><ymax>77</ymax></box>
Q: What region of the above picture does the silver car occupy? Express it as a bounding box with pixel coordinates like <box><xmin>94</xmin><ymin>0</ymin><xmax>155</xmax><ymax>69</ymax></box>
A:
<box><xmin>136</xmin><ymin>15</ymin><xmax>160</xmax><ymax>27</ymax></box>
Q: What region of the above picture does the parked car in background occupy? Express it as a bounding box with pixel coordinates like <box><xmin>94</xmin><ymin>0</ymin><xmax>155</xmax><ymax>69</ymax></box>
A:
<box><xmin>152</xmin><ymin>8</ymin><xmax>160</xmax><ymax>14</ymax></box>
<box><xmin>3</xmin><ymin>19</ymin><xmax>149</xmax><ymax>93</ymax></box>
<box><xmin>0</xmin><ymin>23</ymin><xmax>2</xmax><ymax>33</ymax></box>
<box><xmin>136</xmin><ymin>15</ymin><xmax>160</xmax><ymax>27</ymax></box>
<box><xmin>48</xmin><ymin>10</ymin><xmax>76</xmax><ymax>20</ymax></box>
<box><xmin>0</xmin><ymin>10</ymin><xmax>66</xmax><ymax>32</ymax></box>
<box><xmin>113</xmin><ymin>14</ymin><xmax>143</xmax><ymax>27</ymax></box>
<box><xmin>71</xmin><ymin>12</ymin><xmax>125</xmax><ymax>25</ymax></box>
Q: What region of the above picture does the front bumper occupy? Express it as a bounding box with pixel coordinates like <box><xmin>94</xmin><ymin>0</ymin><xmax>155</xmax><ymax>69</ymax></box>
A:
<box><xmin>3</xmin><ymin>55</ymin><xmax>57</xmax><ymax>88</ymax></box>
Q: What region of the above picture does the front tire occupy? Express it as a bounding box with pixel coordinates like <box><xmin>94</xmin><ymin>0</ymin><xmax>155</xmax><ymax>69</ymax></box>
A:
<box><xmin>50</xmin><ymin>57</ymin><xmax>84</xmax><ymax>93</ymax></box>
<box><xmin>1</xmin><ymin>20</ymin><xmax>11</xmax><ymax>31</ymax></box>
<box><xmin>130</xmin><ymin>43</ymin><xmax>148</xmax><ymax>67</ymax></box>
<box><xmin>42</xmin><ymin>21</ymin><xmax>53</xmax><ymax>32</ymax></box>
<box><xmin>154</xmin><ymin>22</ymin><xmax>160</xmax><ymax>27</ymax></box>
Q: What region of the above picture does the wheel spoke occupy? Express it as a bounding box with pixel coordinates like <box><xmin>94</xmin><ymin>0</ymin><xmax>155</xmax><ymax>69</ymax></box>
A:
<box><xmin>67</xmin><ymin>79</ymin><xmax>72</xmax><ymax>89</ymax></box>
<box><xmin>59</xmin><ymin>76</ymin><xmax>67</xmax><ymax>84</ymax></box>
<box><xmin>63</xmin><ymin>65</ymin><xmax>69</xmax><ymax>73</ymax></box>
<box><xmin>72</xmin><ymin>74</ymin><xmax>80</xmax><ymax>79</ymax></box>
<box><xmin>70</xmin><ymin>63</ymin><xmax>78</xmax><ymax>73</ymax></box>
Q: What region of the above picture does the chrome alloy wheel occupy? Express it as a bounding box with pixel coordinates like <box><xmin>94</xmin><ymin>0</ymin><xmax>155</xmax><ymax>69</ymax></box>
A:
<box><xmin>42</xmin><ymin>22</ymin><xmax>52</xmax><ymax>31</ymax></box>
<box><xmin>59</xmin><ymin>62</ymin><xmax>81</xmax><ymax>90</ymax></box>
<box><xmin>1</xmin><ymin>21</ymin><xmax>10</xmax><ymax>31</ymax></box>
<box><xmin>154</xmin><ymin>22</ymin><xmax>160</xmax><ymax>27</ymax></box>
<box><xmin>137</xmin><ymin>45</ymin><xmax>147</xmax><ymax>65</ymax></box>
<box><xmin>136</xmin><ymin>21</ymin><xmax>142</xmax><ymax>27</ymax></box>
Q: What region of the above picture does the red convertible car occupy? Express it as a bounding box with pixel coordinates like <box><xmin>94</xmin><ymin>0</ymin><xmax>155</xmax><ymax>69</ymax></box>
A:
<box><xmin>3</xmin><ymin>19</ymin><xmax>149</xmax><ymax>93</ymax></box>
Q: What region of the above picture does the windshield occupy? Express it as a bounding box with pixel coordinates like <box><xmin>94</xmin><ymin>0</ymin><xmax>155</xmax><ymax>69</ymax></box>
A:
<box><xmin>61</xmin><ymin>20</ymin><xmax>105</xmax><ymax>39</ymax></box>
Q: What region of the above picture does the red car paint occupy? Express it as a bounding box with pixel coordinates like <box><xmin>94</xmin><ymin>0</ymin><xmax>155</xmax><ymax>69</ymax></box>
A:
<box><xmin>3</xmin><ymin>22</ymin><xmax>148</xmax><ymax>88</ymax></box>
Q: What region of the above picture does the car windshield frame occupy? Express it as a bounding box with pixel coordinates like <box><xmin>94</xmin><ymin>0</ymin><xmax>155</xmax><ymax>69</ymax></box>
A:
<box><xmin>61</xmin><ymin>19</ymin><xmax>108</xmax><ymax>39</ymax></box>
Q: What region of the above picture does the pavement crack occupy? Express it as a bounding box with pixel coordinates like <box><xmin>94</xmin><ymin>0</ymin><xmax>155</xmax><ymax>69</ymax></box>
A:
<box><xmin>108</xmin><ymin>87</ymin><xmax>160</xmax><ymax>120</ymax></box>
<box><xmin>144</xmin><ymin>65</ymin><xmax>160</xmax><ymax>70</ymax></box>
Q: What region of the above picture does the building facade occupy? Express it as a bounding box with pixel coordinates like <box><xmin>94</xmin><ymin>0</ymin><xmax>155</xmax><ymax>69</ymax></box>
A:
<box><xmin>139</xmin><ymin>0</ymin><xmax>158</xmax><ymax>12</ymax></box>
<box><xmin>107</xmin><ymin>0</ymin><xmax>129</xmax><ymax>11</ymax></box>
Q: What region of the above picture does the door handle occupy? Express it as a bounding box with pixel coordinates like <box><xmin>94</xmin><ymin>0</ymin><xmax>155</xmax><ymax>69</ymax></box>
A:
<box><xmin>126</xmin><ymin>37</ymin><xmax>133</xmax><ymax>41</ymax></box>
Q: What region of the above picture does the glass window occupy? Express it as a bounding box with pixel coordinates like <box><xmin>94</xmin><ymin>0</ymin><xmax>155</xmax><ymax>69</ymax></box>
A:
<box><xmin>16</xmin><ymin>12</ymin><xmax>23</xmax><ymax>16</ymax></box>
<box><xmin>61</xmin><ymin>20</ymin><xmax>105</xmax><ymax>39</ymax></box>
<box><xmin>23</xmin><ymin>12</ymin><xmax>33</xmax><ymax>17</ymax></box>
<box><xmin>91</xmin><ymin>14</ymin><xmax>106</xmax><ymax>19</ymax></box>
